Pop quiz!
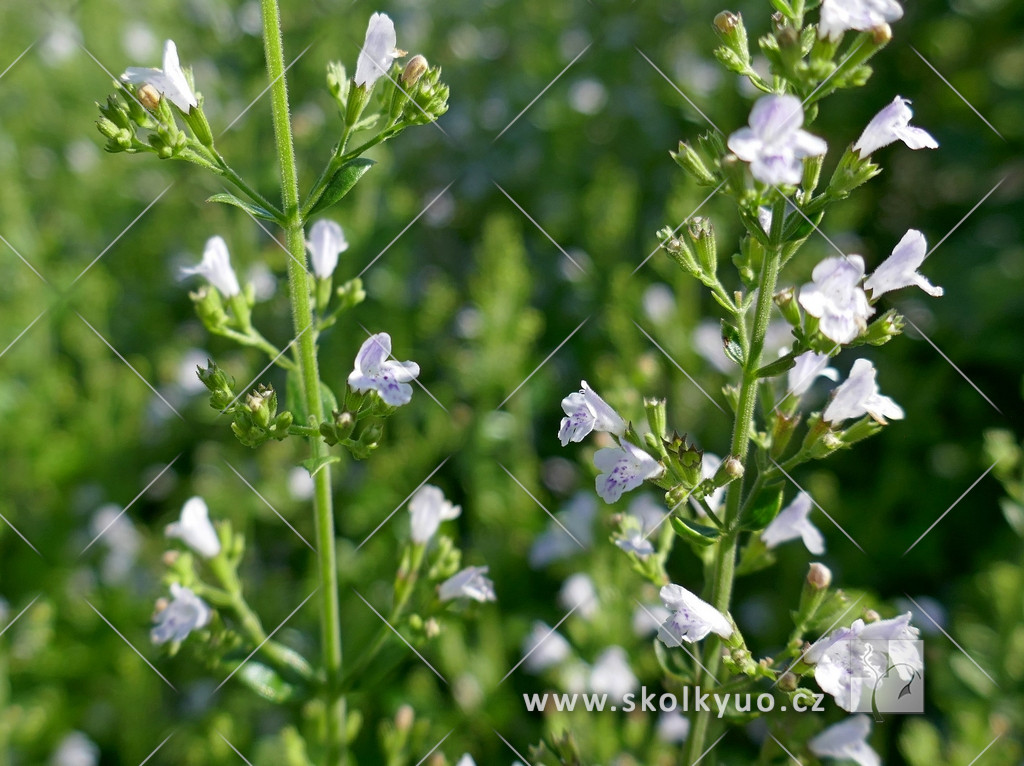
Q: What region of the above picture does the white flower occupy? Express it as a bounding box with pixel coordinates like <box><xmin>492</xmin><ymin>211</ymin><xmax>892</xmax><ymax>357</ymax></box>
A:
<box><xmin>522</xmin><ymin>621</ymin><xmax>572</xmax><ymax>673</ymax></box>
<box><xmin>454</xmin><ymin>756</ymin><xmax>476</xmax><ymax>766</ymax></box>
<box><xmin>806</xmin><ymin>613</ymin><xmax>922</xmax><ymax>711</ymax></box>
<box><xmin>865</xmin><ymin>229</ymin><xmax>943</xmax><ymax>298</ymax></box>
<box><xmin>657</xmin><ymin>583</ymin><xmax>733</xmax><ymax>645</ymax></box>
<box><xmin>823</xmin><ymin>358</ymin><xmax>904</xmax><ymax>424</ymax></box>
<box><xmin>347</xmin><ymin>332</ymin><xmax>420</xmax><ymax>406</ymax></box>
<box><xmin>182</xmin><ymin>235</ymin><xmax>241</xmax><ymax>298</ymax></box>
<box><xmin>90</xmin><ymin>504</ymin><xmax>141</xmax><ymax>585</ymax></box>
<box><xmin>589</xmin><ymin>646</ymin><xmax>638</xmax><ymax>701</ymax></box>
<box><xmin>788</xmin><ymin>351</ymin><xmax>839</xmax><ymax>398</ymax></box>
<box><xmin>798</xmin><ymin>255</ymin><xmax>874</xmax><ymax>344</ymax></box>
<box><xmin>529</xmin><ymin>492</ymin><xmax>596</xmax><ymax>568</ymax></box>
<box><xmin>656</xmin><ymin>710</ymin><xmax>691</xmax><ymax>744</ymax></box>
<box><xmin>727</xmin><ymin>95</ymin><xmax>827</xmax><ymax>186</ymax></box>
<box><xmin>858</xmin><ymin>612</ymin><xmax>923</xmax><ymax>680</ymax></box>
<box><xmin>761</xmin><ymin>492</ymin><xmax>825</xmax><ymax>554</ymax></box>
<box><xmin>438</xmin><ymin>566</ymin><xmax>496</xmax><ymax>603</ymax></box>
<box><xmin>50</xmin><ymin>731</ymin><xmax>99</xmax><ymax>766</ymax></box>
<box><xmin>165</xmin><ymin>496</ymin><xmax>221</xmax><ymax>558</ymax></box>
<box><xmin>558</xmin><ymin>380</ymin><xmax>626</xmax><ymax>446</ymax></box>
<box><xmin>632</xmin><ymin>603</ymin><xmax>671</xmax><ymax>637</ymax></box>
<box><xmin>306</xmin><ymin>219</ymin><xmax>348</xmax><ymax>279</ymax></box>
<box><xmin>151</xmin><ymin>584</ymin><xmax>212</xmax><ymax>644</ymax></box>
<box><xmin>615</xmin><ymin>529</ymin><xmax>655</xmax><ymax>557</ymax></box>
<box><xmin>355</xmin><ymin>13</ymin><xmax>401</xmax><ymax>89</ymax></box>
<box><xmin>809</xmin><ymin>715</ymin><xmax>880</xmax><ymax>766</ymax></box>
<box><xmin>558</xmin><ymin>573</ymin><xmax>598</xmax><ymax>620</ymax></box>
<box><xmin>408</xmin><ymin>484</ymin><xmax>461</xmax><ymax>544</ymax></box>
<box><xmin>819</xmin><ymin>0</ymin><xmax>903</xmax><ymax>41</ymax></box>
<box><xmin>854</xmin><ymin>96</ymin><xmax>938</xmax><ymax>158</ymax></box>
<box><xmin>122</xmin><ymin>39</ymin><xmax>198</xmax><ymax>112</ymax></box>
<box><xmin>594</xmin><ymin>439</ymin><xmax>664</xmax><ymax>504</ymax></box>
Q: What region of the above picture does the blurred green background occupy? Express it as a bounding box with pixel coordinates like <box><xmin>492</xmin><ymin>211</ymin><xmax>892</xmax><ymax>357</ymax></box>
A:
<box><xmin>1</xmin><ymin>0</ymin><xmax>1022</xmax><ymax>762</ymax></box>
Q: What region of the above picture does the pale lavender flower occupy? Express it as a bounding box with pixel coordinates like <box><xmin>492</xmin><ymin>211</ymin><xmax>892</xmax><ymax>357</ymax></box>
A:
<box><xmin>558</xmin><ymin>572</ymin><xmax>598</xmax><ymax>620</ymax></box>
<box><xmin>438</xmin><ymin>566</ymin><xmax>496</xmax><ymax>603</ymax></box>
<box><xmin>408</xmin><ymin>485</ymin><xmax>461</xmax><ymax>545</ymax></box>
<box><xmin>306</xmin><ymin>219</ymin><xmax>348</xmax><ymax>279</ymax></box>
<box><xmin>589</xmin><ymin>646</ymin><xmax>638</xmax><ymax>701</ymax></box>
<box><xmin>854</xmin><ymin>96</ymin><xmax>938</xmax><ymax>158</ymax></box>
<box><xmin>151</xmin><ymin>584</ymin><xmax>211</xmax><ymax>644</ymax></box>
<box><xmin>858</xmin><ymin>612</ymin><xmax>923</xmax><ymax>680</ymax></box>
<box><xmin>122</xmin><ymin>39</ymin><xmax>198</xmax><ymax>111</ymax></box>
<box><xmin>761</xmin><ymin>492</ymin><xmax>825</xmax><ymax>554</ymax></box>
<box><xmin>165</xmin><ymin>496</ymin><xmax>221</xmax><ymax>558</ymax></box>
<box><xmin>50</xmin><ymin>731</ymin><xmax>99</xmax><ymax>766</ymax></box>
<box><xmin>182</xmin><ymin>235</ymin><xmax>241</xmax><ymax>298</ymax></box>
<box><xmin>819</xmin><ymin>0</ymin><xmax>903</xmax><ymax>41</ymax></box>
<box><xmin>529</xmin><ymin>492</ymin><xmax>596</xmax><ymax>568</ymax></box>
<box><xmin>823</xmin><ymin>358</ymin><xmax>904</xmax><ymax>424</ymax></box>
<box><xmin>806</xmin><ymin>613</ymin><xmax>921</xmax><ymax>711</ymax></box>
<box><xmin>355</xmin><ymin>13</ymin><xmax>401</xmax><ymax>88</ymax></box>
<box><xmin>865</xmin><ymin>229</ymin><xmax>943</xmax><ymax>298</ymax></box>
<box><xmin>615</xmin><ymin>529</ymin><xmax>654</xmax><ymax>558</ymax></box>
<box><xmin>658</xmin><ymin>583</ymin><xmax>733</xmax><ymax>645</ymax></box>
<box><xmin>594</xmin><ymin>440</ymin><xmax>664</xmax><ymax>504</ymax></box>
<box><xmin>788</xmin><ymin>351</ymin><xmax>839</xmax><ymax>398</ymax></box>
<box><xmin>632</xmin><ymin>603</ymin><xmax>671</xmax><ymax>637</ymax></box>
<box><xmin>727</xmin><ymin>95</ymin><xmax>827</xmax><ymax>185</ymax></box>
<box><xmin>558</xmin><ymin>380</ymin><xmax>626</xmax><ymax>446</ymax></box>
<box><xmin>347</xmin><ymin>332</ymin><xmax>420</xmax><ymax>406</ymax></box>
<box><xmin>656</xmin><ymin>710</ymin><xmax>692</xmax><ymax>744</ymax></box>
<box><xmin>522</xmin><ymin>621</ymin><xmax>572</xmax><ymax>673</ymax></box>
<box><xmin>809</xmin><ymin>715</ymin><xmax>880</xmax><ymax>766</ymax></box>
<box><xmin>798</xmin><ymin>255</ymin><xmax>874</xmax><ymax>344</ymax></box>
<box><xmin>454</xmin><ymin>756</ymin><xmax>476</xmax><ymax>766</ymax></box>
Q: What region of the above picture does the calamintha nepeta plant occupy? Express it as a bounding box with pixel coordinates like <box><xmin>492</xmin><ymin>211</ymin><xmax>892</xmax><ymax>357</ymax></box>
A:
<box><xmin>551</xmin><ymin>0</ymin><xmax>939</xmax><ymax>762</ymax></box>
<box><xmin>97</xmin><ymin>5</ymin><xmax>485</xmax><ymax>765</ymax></box>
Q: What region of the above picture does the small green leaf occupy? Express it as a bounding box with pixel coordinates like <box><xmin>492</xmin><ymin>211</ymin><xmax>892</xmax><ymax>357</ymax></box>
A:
<box><xmin>308</xmin><ymin>158</ymin><xmax>375</xmax><ymax>215</ymax></box>
<box><xmin>207</xmin><ymin>192</ymin><xmax>279</xmax><ymax>222</ymax></box>
<box><xmin>742</xmin><ymin>484</ymin><xmax>784</xmax><ymax>530</ymax></box>
<box><xmin>721</xmin><ymin>320</ymin><xmax>745</xmax><ymax>366</ymax></box>
<box><xmin>235</xmin><ymin>660</ymin><xmax>299</xmax><ymax>704</ymax></box>
<box><xmin>670</xmin><ymin>516</ymin><xmax>720</xmax><ymax>547</ymax></box>
<box><xmin>301</xmin><ymin>455</ymin><xmax>341</xmax><ymax>477</ymax></box>
<box><xmin>756</xmin><ymin>352</ymin><xmax>797</xmax><ymax>379</ymax></box>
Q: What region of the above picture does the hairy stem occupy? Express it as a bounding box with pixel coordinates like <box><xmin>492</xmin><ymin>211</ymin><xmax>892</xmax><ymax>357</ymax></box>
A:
<box><xmin>260</xmin><ymin>1</ymin><xmax>345</xmax><ymax>762</ymax></box>
<box><xmin>684</xmin><ymin>195</ymin><xmax>785</xmax><ymax>765</ymax></box>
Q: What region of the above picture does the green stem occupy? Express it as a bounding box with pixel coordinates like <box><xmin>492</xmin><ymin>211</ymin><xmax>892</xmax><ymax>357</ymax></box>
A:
<box><xmin>684</xmin><ymin>196</ymin><xmax>785</xmax><ymax>766</ymax></box>
<box><xmin>260</xmin><ymin>1</ymin><xmax>345</xmax><ymax>763</ymax></box>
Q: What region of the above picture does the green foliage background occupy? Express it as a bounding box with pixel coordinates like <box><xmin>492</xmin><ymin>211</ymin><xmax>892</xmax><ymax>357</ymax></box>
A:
<box><xmin>0</xmin><ymin>0</ymin><xmax>1021</xmax><ymax>763</ymax></box>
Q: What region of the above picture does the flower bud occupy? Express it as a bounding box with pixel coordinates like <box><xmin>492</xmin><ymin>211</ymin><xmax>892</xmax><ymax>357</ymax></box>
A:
<box><xmin>671</xmin><ymin>141</ymin><xmax>717</xmax><ymax>186</ymax></box>
<box><xmin>860</xmin><ymin>308</ymin><xmax>904</xmax><ymax>346</ymax></box>
<box><xmin>863</xmin><ymin>608</ymin><xmax>880</xmax><ymax>623</ymax></box>
<box><xmin>657</xmin><ymin>226</ymin><xmax>699</xmax><ymax>277</ymax></box>
<box><xmin>774</xmin><ymin>287</ymin><xmax>801</xmax><ymax>326</ymax></box>
<box><xmin>687</xmin><ymin>217</ymin><xmax>717</xmax><ymax>280</ymax></box>
<box><xmin>777</xmin><ymin>671</ymin><xmax>798</xmax><ymax>692</ymax></box>
<box><xmin>162</xmin><ymin>550</ymin><xmax>180</xmax><ymax>567</ymax></box>
<box><xmin>713</xmin><ymin>455</ymin><xmax>744</xmax><ymax>486</ymax></box>
<box><xmin>394</xmin><ymin>705</ymin><xmax>414</xmax><ymax>733</ymax></box>
<box><xmin>424</xmin><ymin>618</ymin><xmax>440</xmax><ymax>639</ymax></box>
<box><xmin>807</xmin><ymin>562</ymin><xmax>832</xmax><ymax>589</ymax></box>
<box><xmin>871</xmin><ymin>24</ymin><xmax>892</xmax><ymax>45</ymax></box>
<box><xmin>712</xmin><ymin>11</ymin><xmax>750</xmax><ymax>73</ymax></box>
<box><xmin>137</xmin><ymin>83</ymin><xmax>162</xmax><ymax>110</ymax></box>
<box><xmin>246</xmin><ymin>384</ymin><xmax>276</xmax><ymax>429</ymax></box>
<box><xmin>401</xmin><ymin>54</ymin><xmax>429</xmax><ymax>86</ymax></box>
<box><xmin>644</xmin><ymin>397</ymin><xmax>667</xmax><ymax>440</ymax></box>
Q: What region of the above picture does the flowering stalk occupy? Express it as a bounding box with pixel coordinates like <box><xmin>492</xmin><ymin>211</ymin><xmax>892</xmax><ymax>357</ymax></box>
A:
<box><xmin>685</xmin><ymin>194</ymin><xmax>786</xmax><ymax>764</ymax></box>
<box><xmin>259</xmin><ymin>0</ymin><xmax>345</xmax><ymax>762</ymax></box>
